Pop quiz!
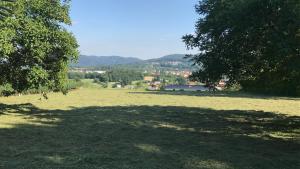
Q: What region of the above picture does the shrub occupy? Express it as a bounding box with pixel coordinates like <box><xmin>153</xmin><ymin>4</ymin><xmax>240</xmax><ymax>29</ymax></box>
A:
<box><xmin>0</xmin><ymin>80</ymin><xmax>83</xmax><ymax>97</ymax></box>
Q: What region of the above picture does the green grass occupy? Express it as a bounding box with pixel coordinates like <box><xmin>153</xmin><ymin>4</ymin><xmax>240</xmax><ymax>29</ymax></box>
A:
<box><xmin>0</xmin><ymin>86</ymin><xmax>299</xmax><ymax>169</ymax></box>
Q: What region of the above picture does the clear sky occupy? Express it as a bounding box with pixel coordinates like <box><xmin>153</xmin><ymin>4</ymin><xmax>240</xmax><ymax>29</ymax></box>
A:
<box><xmin>69</xmin><ymin>0</ymin><xmax>199</xmax><ymax>59</ymax></box>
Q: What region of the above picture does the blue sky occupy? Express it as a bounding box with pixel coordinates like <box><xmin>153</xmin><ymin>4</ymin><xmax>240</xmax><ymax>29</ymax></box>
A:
<box><xmin>69</xmin><ymin>0</ymin><xmax>199</xmax><ymax>59</ymax></box>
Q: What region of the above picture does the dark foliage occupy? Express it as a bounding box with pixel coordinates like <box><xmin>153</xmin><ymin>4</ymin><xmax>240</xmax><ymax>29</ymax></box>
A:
<box><xmin>0</xmin><ymin>0</ymin><xmax>15</xmax><ymax>20</ymax></box>
<box><xmin>0</xmin><ymin>0</ymin><xmax>79</xmax><ymax>94</ymax></box>
<box><xmin>183</xmin><ymin>0</ymin><xmax>300</xmax><ymax>96</ymax></box>
<box><xmin>106</xmin><ymin>68</ymin><xmax>143</xmax><ymax>86</ymax></box>
<box><xmin>0</xmin><ymin>80</ymin><xmax>83</xmax><ymax>96</ymax></box>
<box><xmin>68</xmin><ymin>68</ymin><xmax>143</xmax><ymax>86</ymax></box>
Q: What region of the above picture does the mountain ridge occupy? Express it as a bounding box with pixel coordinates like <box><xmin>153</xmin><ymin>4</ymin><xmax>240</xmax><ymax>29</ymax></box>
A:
<box><xmin>72</xmin><ymin>54</ymin><xmax>188</xmax><ymax>67</ymax></box>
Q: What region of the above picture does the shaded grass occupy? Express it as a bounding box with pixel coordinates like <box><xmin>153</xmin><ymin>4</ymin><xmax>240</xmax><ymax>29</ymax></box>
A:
<box><xmin>0</xmin><ymin>88</ymin><xmax>299</xmax><ymax>169</ymax></box>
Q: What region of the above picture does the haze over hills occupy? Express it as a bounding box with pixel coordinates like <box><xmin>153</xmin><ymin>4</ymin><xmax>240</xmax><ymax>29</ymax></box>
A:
<box><xmin>74</xmin><ymin>55</ymin><xmax>143</xmax><ymax>67</ymax></box>
<box><xmin>147</xmin><ymin>54</ymin><xmax>187</xmax><ymax>62</ymax></box>
<box><xmin>72</xmin><ymin>54</ymin><xmax>190</xmax><ymax>67</ymax></box>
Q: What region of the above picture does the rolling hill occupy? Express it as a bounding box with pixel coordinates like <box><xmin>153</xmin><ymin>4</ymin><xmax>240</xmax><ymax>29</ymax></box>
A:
<box><xmin>147</xmin><ymin>54</ymin><xmax>187</xmax><ymax>62</ymax></box>
<box><xmin>73</xmin><ymin>55</ymin><xmax>143</xmax><ymax>67</ymax></box>
<box><xmin>72</xmin><ymin>54</ymin><xmax>189</xmax><ymax>68</ymax></box>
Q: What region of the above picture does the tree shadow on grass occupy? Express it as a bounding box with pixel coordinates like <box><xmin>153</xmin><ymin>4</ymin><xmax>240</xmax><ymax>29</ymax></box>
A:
<box><xmin>129</xmin><ymin>91</ymin><xmax>300</xmax><ymax>101</ymax></box>
<box><xmin>0</xmin><ymin>104</ymin><xmax>299</xmax><ymax>169</ymax></box>
<box><xmin>0</xmin><ymin>103</ymin><xmax>39</xmax><ymax>112</ymax></box>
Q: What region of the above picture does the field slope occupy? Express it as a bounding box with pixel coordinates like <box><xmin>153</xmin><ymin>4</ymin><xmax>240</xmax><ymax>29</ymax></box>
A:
<box><xmin>0</xmin><ymin>88</ymin><xmax>299</xmax><ymax>169</ymax></box>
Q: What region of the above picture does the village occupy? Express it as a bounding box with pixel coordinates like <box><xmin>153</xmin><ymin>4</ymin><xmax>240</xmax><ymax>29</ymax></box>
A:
<box><xmin>144</xmin><ymin>75</ymin><xmax>227</xmax><ymax>91</ymax></box>
<box><xmin>69</xmin><ymin>68</ymin><xmax>227</xmax><ymax>91</ymax></box>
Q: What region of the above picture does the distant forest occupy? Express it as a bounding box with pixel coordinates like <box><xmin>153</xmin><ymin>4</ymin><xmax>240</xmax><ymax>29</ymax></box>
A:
<box><xmin>72</xmin><ymin>54</ymin><xmax>194</xmax><ymax>72</ymax></box>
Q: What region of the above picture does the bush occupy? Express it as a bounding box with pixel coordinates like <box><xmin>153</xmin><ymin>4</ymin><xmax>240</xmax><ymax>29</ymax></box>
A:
<box><xmin>0</xmin><ymin>80</ymin><xmax>83</xmax><ymax>97</ymax></box>
<box><xmin>0</xmin><ymin>84</ymin><xmax>15</xmax><ymax>96</ymax></box>
<box><xmin>100</xmin><ymin>82</ymin><xmax>108</xmax><ymax>88</ymax></box>
<box><xmin>68</xmin><ymin>72</ymin><xmax>85</xmax><ymax>79</ymax></box>
<box><xmin>64</xmin><ymin>79</ymin><xmax>84</xmax><ymax>91</ymax></box>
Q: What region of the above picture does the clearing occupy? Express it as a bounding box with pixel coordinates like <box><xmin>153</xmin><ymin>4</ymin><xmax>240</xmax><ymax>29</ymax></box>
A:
<box><xmin>0</xmin><ymin>87</ymin><xmax>299</xmax><ymax>169</ymax></box>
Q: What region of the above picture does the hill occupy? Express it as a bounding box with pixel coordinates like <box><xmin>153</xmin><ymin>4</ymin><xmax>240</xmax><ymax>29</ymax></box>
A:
<box><xmin>73</xmin><ymin>55</ymin><xmax>143</xmax><ymax>67</ymax></box>
<box><xmin>142</xmin><ymin>54</ymin><xmax>192</xmax><ymax>71</ymax></box>
<box><xmin>72</xmin><ymin>54</ymin><xmax>191</xmax><ymax>70</ymax></box>
<box><xmin>147</xmin><ymin>54</ymin><xmax>187</xmax><ymax>62</ymax></box>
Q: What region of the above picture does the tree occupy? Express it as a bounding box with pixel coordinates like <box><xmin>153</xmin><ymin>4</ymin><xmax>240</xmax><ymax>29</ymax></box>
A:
<box><xmin>0</xmin><ymin>0</ymin><xmax>78</xmax><ymax>94</ymax></box>
<box><xmin>105</xmin><ymin>68</ymin><xmax>143</xmax><ymax>85</ymax></box>
<box><xmin>0</xmin><ymin>0</ymin><xmax>14</xmax><ymax>20</ymax></box>
<box><xmin>183</xmin><ymin>0</ymin><xmax>300</xmax><ymax>96</ymax></box>
<box><xmin>135</xmin><ymin>81</ymin><xmax>144</xmax><ymax>88</ymax></box>
<box><xmin>68</xmin><ymin>72</ymin><xmax>85</xmax><ymax>79</ymax></box>
<box><xmin>175</xmin><ymin>76</ymin><xmax>187</xmax><ymax>85</ymax></box>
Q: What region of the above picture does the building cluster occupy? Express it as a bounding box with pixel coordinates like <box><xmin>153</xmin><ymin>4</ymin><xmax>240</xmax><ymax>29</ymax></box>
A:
<box><xmin>70</xmin><ymin>68</ymin><xmax>106</xmax><ymax>74</ymax></box>
<box><xmin>144</xmin><ymin>75</ymin><xmax>228</xmax><ymax>91</ymax></box>
<box><xmin>164</xmin><ymin>70</ymin><xmax>192</xmax><ymax>78</ymax></box>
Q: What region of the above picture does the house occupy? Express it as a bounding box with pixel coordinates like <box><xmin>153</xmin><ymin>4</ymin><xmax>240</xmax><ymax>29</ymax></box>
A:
<box><xmin>152</xmin><ymin>81</ymin><xmax>161</xmax><ymax>85</ymax></box>
<box><xmin>112</xmin><ymin>83</ymin><xmax>122</xmax><ymax>88</ymax></box>
<box><xmin>215</xmin><ymin>80</ymin><xmax>227</xmax><ymax>91</ymax></box>
<box><xmin>164</xmin><ymin>85</ymin><xmax>209</xmax><ymax>92</ymax></box>
<box><xmin>144</xmin><ymin>76</ymin><xmax>155</xmax><ymax>82</ymax></box>
<box><xmin>85</xmin><ymin>70</ymin><xmax>106</xmax><ymax>74</ymax></box>
<box><xmin>70</xmin><ymin>68</ymin><xmax>106</xmax><ymax>74</ymax></box>
<box><xmin>147</xmin><ymin>81</ymin><xmax>161</xmax><ymax>91</ymax></box>
<box><xmin>116</xmin><ymin>84</ymin><xmax>122</xmax><ymax>88</ymax></box>
<box><xmin>148</xmin><ymin>85</ymin><xmax>160</xmax><ymax>91</ymax></box>
<box><xmin>188</xmin><ymin>81</ymin><xmax>198</xmax><ymax>85</ymax></box>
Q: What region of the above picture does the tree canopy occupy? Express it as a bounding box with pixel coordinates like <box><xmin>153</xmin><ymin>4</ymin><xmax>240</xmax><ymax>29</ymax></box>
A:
<box><xmin>183</xmin><ymin>0</ymin><xmax>300</xmax><ymax>96</ymax></box>
<box><xmin>0</xmin><ymin>0</ymin><xmax>78</xmax><ymax>94</ymax></box>
<box><xmin>0</xmin><ymin>0</ymin><xmax>14</xmax><ymax>20</ymax></box>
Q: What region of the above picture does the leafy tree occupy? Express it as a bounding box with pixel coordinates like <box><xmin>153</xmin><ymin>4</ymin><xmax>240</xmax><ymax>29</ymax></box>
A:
<box><xmin>97</xmin><ymin>74</ymin><xmax>108</xmax><ymax>83</ymax></box>
<box><xmin>152</xmin><ymin>76</ymin><xmax>160</xmax><ymax>82</ymax></box>
<box><xmin>0</xmin><ymin>0</ymin><xmax>14</xmax><ymax>20</ymax></box>
<box><xmin>68</xmin><ymin>72</ymin><xmax>85</xmax><ymax>79</ymax></box>
<box><xmin>183</xmin><ymin>0</ymin><xmax>300</xmax><ymax>96</ymax></box>
<box><xmin>85</xmin><ymin>72</ymin><xmax>100</xmax><ymax>79</ymax></box>
<box><xmin>0</xmin><ymin>0</ymin><xmax>78</xmax><ymax>94</ymax></box>
<box><xmin>105</xmin><ymin>68</ymin><xmax>143</xmax><ymax>85</ymax></box>
<box><xmin>135</xmin><ymin>81</ymin><xmax>144</xmax><ymax>88</ymax></box>
<box><xmin>175</xmin><ymin>76</ymin><xmax>187</xmax><ymax>85</ymax></box>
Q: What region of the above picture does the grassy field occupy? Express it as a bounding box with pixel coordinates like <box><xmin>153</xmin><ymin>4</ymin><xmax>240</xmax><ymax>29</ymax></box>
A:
<box><xmin>0</xmin><ymin>86</ymin><xmax>299</xmax><ymax>169</ymax></box>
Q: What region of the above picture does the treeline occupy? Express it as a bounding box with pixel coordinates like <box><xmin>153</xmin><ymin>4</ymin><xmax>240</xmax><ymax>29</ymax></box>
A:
<box><xmin>68</xmin><ymin>68</ymin><xmax>143</xmax><ymax>86</ymax></box>
<box><xmin>184</xmin><ymin>0</ymin><xmax>300</xmax><ymax>96</ymax></box>
<box><xmin>154</xmin><ymin>73</ymin><xmax>187</xmax><ymax>85</ymax></box>
<box><xmin>106</xmin><ymin>69</ymin><xmax>143</xmax><ymax>85</ymax></box>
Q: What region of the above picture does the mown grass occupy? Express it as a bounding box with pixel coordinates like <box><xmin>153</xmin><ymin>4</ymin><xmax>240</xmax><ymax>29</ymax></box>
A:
<box><xmin>0</xmin><ymin>87</ymin><xmax>299</xmax><ymax>169</ymax></box>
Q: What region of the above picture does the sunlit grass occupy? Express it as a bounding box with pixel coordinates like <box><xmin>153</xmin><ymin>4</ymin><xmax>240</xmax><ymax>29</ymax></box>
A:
<box><xmin>1</xmin><ymin>88</ymin><xmax>299</xmax><ymax>115</ymax></box>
